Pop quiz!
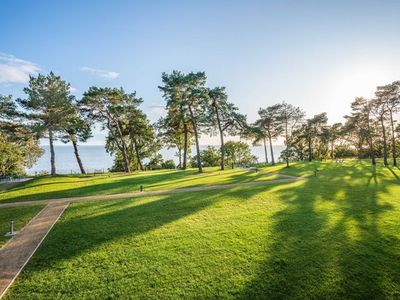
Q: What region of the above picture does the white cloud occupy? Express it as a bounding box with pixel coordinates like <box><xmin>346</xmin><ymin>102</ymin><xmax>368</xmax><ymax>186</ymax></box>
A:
<box><xmin>0</xmin><ymin>52</ymin><xmax>40</xmax><ymax>83</ymax></box>
<box><xmin>80</xmin><ymin>66</ymin><xmax>119</xmax><ymax>80</ymax></box>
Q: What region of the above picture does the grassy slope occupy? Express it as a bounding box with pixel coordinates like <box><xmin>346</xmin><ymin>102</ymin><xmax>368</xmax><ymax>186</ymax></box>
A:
<box><xmin>0</xmin><ymin>205</ymin><xmax>45</xmax><ymax>247</ymax></box>
<box><xmin>4</xmin><ymin>161</ymin><xmax>400</xmax><ymax>299</ymax></box>
<box><xmin>0</xmin><ymin>167</ymin><xmax>281</xmax><ymax>203</ymax></box>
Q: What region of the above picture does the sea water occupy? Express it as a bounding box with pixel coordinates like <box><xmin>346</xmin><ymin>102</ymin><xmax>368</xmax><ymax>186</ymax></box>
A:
<box><xmin>27</xmin><ymin>145</ymin><xmax>284</xmax><ymax>175</ymax></box>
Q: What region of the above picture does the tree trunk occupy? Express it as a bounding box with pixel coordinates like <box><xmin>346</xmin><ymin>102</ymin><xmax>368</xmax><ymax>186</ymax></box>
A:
<box><xmin>263</xmin><ymin>137</ymin><xmax>268</xmax><ymax>164</ymax></box>
<box><xmin>268</xmin><ymin>135</ymin><xmax>275</xmax><ymax>165</ymax></box>
<box><xmin>188</xmin><ymin>104</ymin><xmax>203</xmax><ymax>173</ymax></box>
<box><xmin>390</xmin><ymin>110</ymin><xmax>397</xmax><ymax>166</ymax></box>
<box><xmin>133</xmin><ymin>141</ymin><xmax>144</xmax><ymax>171</ymax></box>
<box><xmin>49</xmin><ymin>129</ymin><xmax>56</xmax><ymax>175</ymax></box>
<box><xmin>381</xmin><ymin>116</ymin><xmax>388</xmax><ymax>166</ymax></box>
<box><xmin>307</xmin><ymin>136</ymin><xmax>312</xmax><ymax>162</ymax></box>
<box><xmin>72</xmin><ymin>140</ymin><xmax>86</xmax><ymax>174</ymax></box>
<box><xmin>177</xmin><ymin>146</ymin><xmax>182</xmax><ymax>169</ymax></box>
<box><xmin>108</xmin><ymin>120</ymin><xmax>130</xmax><ymax>173</ymax></box>
<box><xmin>366</xmin><ymin>119</ymin><xmax>376</xmax><ymax>165</ymax></box>
<box><xmin>330</xmin><ymin>141</ymin><xmax>334</xmax><ymax>159</ymax></box>
<box><xmin>182</xmin><ymin>124</ymin><xmax>188</xmax><ymax>170</ymax></box>
<box><xmin>285</xmin><ymin>121</ymin><xmax>290</xmax><ymax>167</ymax></box>
<box><xmin>214</xmin><ymin>105</ymin><xmax>225</xmax><ymax>170</ymax></box>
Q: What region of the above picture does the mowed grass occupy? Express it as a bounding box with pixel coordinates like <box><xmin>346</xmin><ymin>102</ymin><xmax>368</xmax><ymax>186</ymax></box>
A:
<box><xmin>4</xmin><ymin>161</ymin><xmax>400</xmax><ymax>299</ymax></box>
<box><xmin>0</xmin><ymin>167</ymin><xmax>281</xmax><ymax>203</ymax></box>
<box><xmin>0</xmin><ymin>205</ymin><xmax>44</xmax><ymax>247</ymax></box>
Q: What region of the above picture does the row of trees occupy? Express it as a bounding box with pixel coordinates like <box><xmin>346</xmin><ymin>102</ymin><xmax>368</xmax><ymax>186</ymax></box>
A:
<box><xmin>248</xmin><ymin>82</ymin><xmax>400</xmax><ymax>168</ymax></box>
<box><xmin>1</xmin><ymin>70</ymin><xmax>399</xmax><ymax>176</ymax></box>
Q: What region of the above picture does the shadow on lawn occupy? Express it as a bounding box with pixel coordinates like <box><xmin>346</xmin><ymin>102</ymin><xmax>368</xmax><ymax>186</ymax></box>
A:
<box><xmin>24</xmin><ymin>184</ymin><xmax>277</xmax><ymax>272</ymax></box>
<box><xmin>0</xmin><ymin>168</ymin><xmax>274</xmax><ymax>203</ymax></box>
<box><xmin>239</xmin><ymin>162</ymin><xmax>400</xmax><ymax>299</ymax></box>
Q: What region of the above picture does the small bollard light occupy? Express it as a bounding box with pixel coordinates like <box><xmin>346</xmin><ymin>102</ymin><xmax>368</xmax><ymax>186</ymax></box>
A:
<box><xmin>9</xmin><ymin>221</ymin><xmax>14</xmax><ymax>235</ymax></box>
<box><xmin>140</xmin><ymin>185</ymin><xmax>144</xmax><ymax>192</ymax></box>
<box><xmin>4</xmin><ymin>220</ymin><xmax>17</xmax><ymax>237</ymax></box>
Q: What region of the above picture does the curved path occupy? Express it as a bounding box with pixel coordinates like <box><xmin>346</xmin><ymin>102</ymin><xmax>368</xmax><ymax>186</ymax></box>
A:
<box><xmin>0</xmin><ymin>174</ymin><xmax>302</xmax><ymax>298</ymax></box>
<box><xmin>0</xmin><ymin>174</ymin><xmax>301</xmax><ymax>209</ymax></box>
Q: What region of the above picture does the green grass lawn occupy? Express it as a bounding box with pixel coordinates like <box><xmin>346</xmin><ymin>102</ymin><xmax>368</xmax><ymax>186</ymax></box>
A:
<box><xmin>0</xmin><ymin>167</ymin><xmax>281</xmax><ymax>203</ymax></box>
<box><xmin>3</xmin><ymin>161</ymin><xmax>400</xmax><ymax>299</ymax></box>
<box><xmin>0</xmin><ymin>205</ymin><xmax>44</xmax><ymax>247</ymax></box>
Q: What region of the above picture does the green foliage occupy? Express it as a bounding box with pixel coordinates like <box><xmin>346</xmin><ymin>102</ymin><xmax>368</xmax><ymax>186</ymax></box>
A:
<box><xmin>0</xmin><ymin>95</ymin><xmax>43</xmax><ymax>176</ymax></box>
<box><xmin>190</xmin><ymin>146</ymin><xmax>220</xmax><ymax>167</ymax></box>
<box><xmin>224</xmin><ymin>141</ymin><xmax>257</xmax><ymax>165</ymax></box>
<box><xmin>162</xmin><ymin>159</ymin><xmax>175</xmax><ymax>169</ymax></box>
<box><xmin>159</xmin><ymin>71</ymin><xmax>208</xmax><ymax>173</ymax></box>
<box><xmin>17</xmin><ymin>72</ymin><xmax>76</xmax><ymax>175</ymax></box>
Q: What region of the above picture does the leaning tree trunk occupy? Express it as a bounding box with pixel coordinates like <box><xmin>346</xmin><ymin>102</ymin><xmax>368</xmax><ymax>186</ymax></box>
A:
<box><xmin>188</xmin><ymin>104</ymin><xmax>203</xmax><ymax>173</ymax></box>
<box><xmin>268</xmin><ymin>135</ymin><xmax>275</xmax><ymax>165</ymax></box>
<box><xmin>308</xmin><ymin>136</ymin><xmax>312</xmax><ymax>162</ymax></box>
<box><xmin>263</xmin><ymin>137</ymin><xmax>268</xmax><ymax>164</ymax></box>
<box><xmin>115</xmin><ymin>125</ymin><xmax>130</xmax><ymax>173</ymax></box>
<box><xmin>182</xmin><ymin>124</ymin><xmax>188</xmax><ymax>170</ymax></box>
<box><xmin>285</xmin><ymin>121</ymin><xmax>290</xmax><ymax>168</ymax></box>
<box><xmin>367</xmin><ymin>120</ymin><xmax>376</xmax><ymax>165</ymax></box>
<box><xmin>177</xmin><ymin>146</ymin><xmax>182</xmax><ymax>169</ymax></box>
<box><xmin>214</xmin><ymin>105</ymin><xmax>225</xmax><ymax>170</ymax></box>
<box><xmin>380</xmin><ymin>116</ymin><xmax>388</xmax><ymax>166</ymax></box>
<box><xmin>390</xmin><ymin>111</ymin><xmax>397</xmax><ymax>166</ymax></box>
<box><xmin>49</xmin><ymin>129</ymin><xmax>56</xmax><ymax>175</ymax></box>
<box><xmin>133</xmin><ymin>141</ymin><xmax>144</xmax><ymax>171</ymax></box>
<box><xmin>72</xmin><ymin>140</ymin><xmax>86</xmax><ymax>174</ymax></box>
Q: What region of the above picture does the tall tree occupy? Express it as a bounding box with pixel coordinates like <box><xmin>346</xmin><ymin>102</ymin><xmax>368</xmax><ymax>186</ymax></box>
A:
<box><xmin>249</xmin><ymin>127</ymin><xmax>269</xmax><ymax>164</ymax></box>
<box><xmin>278</xmin><ymin>102</ymin><xmax>305</xmax><ymax>167</ymax></box>
<box><xmin>79</xmin><ymin>87</ymin><xmax>132</xmax><ymax>172</ymax></box>
<box><xmin>60</xmin><ymin>109</ymin><xmax>92</xmax><ymax>174</ymax></box>
<box><xmin>372</xmin><ymin>92</ymin><xmax>390</xmax><ymax>166</ymax></box>
<box><xmin>379</xmin><ymin>81</ymin><xmax>400</xmax><ymax>166</ymax></box>
<box><xmin>159</xmin><ymin>71</ymin><xmax>193</xmax><ymax>170</ymax></box>
<box><xmin>18</xmin><ymin>72</ymin><xmax>75</xmax><ymax>175</ymax></box>
<box><xmin>156</xmin><ymin>107</ymin><xmax>193</xmax><ymax>169</ymax></box>
<box><xmin>344</xmin><ymin>97</ymin><xmax>376</xmax><ymax>164</ymax></box>
<box><xmin>303</xmin><ymin>113</ymin><xmax>328</xmax><ymax>161</ymax></box>
<box><xmin>327</xmin><ymin>123</ymin><xmax>342</xmax><ymax>159</ymax></box>
<box><xmin>254</xmin><ymin>104</ymin><xmax>283</xmax><ymax>165</ymax></box>
<box><xmin>185</xmin><ymin>72</ymin><xmax>207</xmax><ymax>173</ymax></box>
<box><xmin>206</xmin><ymin>87</ymin><xmax>247</xmax><ymax>170</ymax></box>
<box><xmin>159</xmin><ymin>71</ymin><xmax>207</xmax><ymax>173</ymax></box>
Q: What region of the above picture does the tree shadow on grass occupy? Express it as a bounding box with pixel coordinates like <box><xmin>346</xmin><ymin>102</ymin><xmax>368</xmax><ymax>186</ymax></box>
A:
<box><xmin>0</xmin><ymin>168</ymin><xmax>276</xmax><ymax>203</ymax></box>
<box><xmin>239</xmin><ymin>162</ymin><xmax>400</xmax><ymax>299</ymax></box>
<box><xmin>21</xmin><ymin>182</ymin><xmax>278</xmax><ymax>273</ymax></box>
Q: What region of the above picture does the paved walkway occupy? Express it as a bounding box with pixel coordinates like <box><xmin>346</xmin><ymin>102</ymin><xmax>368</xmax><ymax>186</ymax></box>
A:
<box><xmin>0</xmin><ymin>202</ymin><xmax>69</xmax><ymax>298</ymax></box>
<box><xmin>0</xmin><ymin>174</ymin><xmax>302</xmax><ymax>298</ymax></box>
<box><xmin>0</xmin><ymin>175</ymin><xmax>301</xmax><ymax>209</ymax></box>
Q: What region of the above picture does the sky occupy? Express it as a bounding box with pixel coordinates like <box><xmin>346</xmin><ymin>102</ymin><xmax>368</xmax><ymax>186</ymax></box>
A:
<box><xmin>1</xmin><ymin>0</ymin><xmax>400</xmax><ymax>145</ymax></box>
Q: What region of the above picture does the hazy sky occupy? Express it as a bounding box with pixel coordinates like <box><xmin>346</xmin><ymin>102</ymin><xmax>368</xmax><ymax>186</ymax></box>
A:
<box><xmin>1</xmin><ymin>0</ymin><xmax>400</xmax><ymax>145</ymax></box>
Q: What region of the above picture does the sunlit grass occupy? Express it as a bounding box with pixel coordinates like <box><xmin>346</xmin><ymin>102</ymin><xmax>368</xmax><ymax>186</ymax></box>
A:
<box><xmin>0</xmin><ymin>205</ymin><xmax>45</xmax><ymax>247</ymax></box>
<box><xmin>0</xmin><ymin>167</ymin><xmax>281</xmax><ymax>203</ymax></box>
<box><xmin>4</xmin><ymin>160</ymin><xmax>400</xmax><ymax>299</ymax></box>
